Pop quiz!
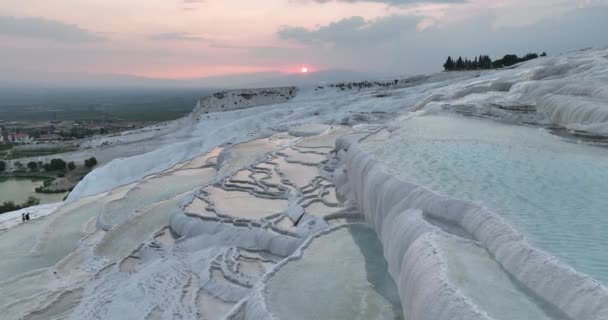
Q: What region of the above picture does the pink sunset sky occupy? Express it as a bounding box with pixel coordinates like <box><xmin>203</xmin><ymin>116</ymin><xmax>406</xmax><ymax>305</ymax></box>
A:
<box><xmin>0</xmin><ymin>0</ymin><xmax>607</xmax><ymax>81</ymax></box>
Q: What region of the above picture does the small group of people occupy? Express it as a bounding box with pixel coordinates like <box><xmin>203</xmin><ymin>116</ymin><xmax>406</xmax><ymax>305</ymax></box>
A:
<box><xmin>21</xmin><ymin>212</ymin><xmax>31</xmax><ymax>222</ymax></box>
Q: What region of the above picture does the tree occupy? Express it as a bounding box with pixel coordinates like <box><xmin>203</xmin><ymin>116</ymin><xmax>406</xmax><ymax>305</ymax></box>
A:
<box><xmin>0</xmin><ymin>201</ymin><xmax>18</xmax><ymax>213</ymax></box>
<box><xmin>24</xmin><ymin>196</ymin><xmax>40</xmax><ymax>207</ymax></box>
<box><xmin>540</xmin><ymin>51</ymin><xmax>547</xmax><ymax>57</ymax></box>
<box><xmin>522</xmin><ymin>53</ymin><xmax>539</xmax><ymax>61</ymax></box>
<box><xmin>443</xmin><ymin>56</ymin><xmax>455</xmax><ymax>71</ymax></box>
<box><xmin>14</xmin><ymin>161</ymin><xmax>24</xmax><ymax>170</ymax></box>
<box><xmin>480</xmin><ymin>55</ymin><xmax>492</xmax><ymax>69</ymax></box>
<box><xmin>67</xmin><ymin>161</ymin><xmax>76</xmax><ymax>171</ymax></box>
<box><xmin>502</xmin><ymin>54</ymin><xmax>520</xmax><ymax>67</ymax></box>
<box><xmin>27</xmin><ymin>161</ymin><xmax>38</xmax><ymax>171</ymax></box>
<box><xmin>0</xmin><ymin>161</ymin><xmax>5</xmax><ymax>172</ymax></box>
<box><xmin>84</xmin><ymin>157</ymin><xmax>98</xmax><ymax>168</ymax></box>
<box><xmin>0</xmin><ymin>197</ymin><xmax>40</xmax><ymax>214</ymax></box>
<box><xmin>493</xmin><ymin>58</ymin><xmax>504</xmax><ymax>69</ymax></box>
<box><xmin>456</xmin><ymin>57</ymin><xmax>464</xmax><ymax>70</ymax></box>
<box><xmin>49</xmin><ymin>158</ymin><xmax>67</xmax><ymax>171</ymax></box>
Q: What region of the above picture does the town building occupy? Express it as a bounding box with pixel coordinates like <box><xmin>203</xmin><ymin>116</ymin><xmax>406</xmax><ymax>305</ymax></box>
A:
<box><xmin>38</xmin><ymin>134</ymin><xmax>62</xmax><ymax>142</ymax></box>
<box><xmin>8</xmin><ymin>133</ymin><xmax>33</xmax><ymax>144</ymax></box>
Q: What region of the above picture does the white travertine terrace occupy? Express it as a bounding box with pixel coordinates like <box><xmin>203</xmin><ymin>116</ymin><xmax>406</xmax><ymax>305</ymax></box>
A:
<box><xmin>0</xmin><ymin>126</ymin><xmax>373</xmax><ymax>320</ymax></box>
<box><xmin>193</xmin><ymin>87</ymin><xmax>298</xmax><ymax>115</ymax></box>
<box><xmin>330</xmin><ymin>136</ymin><xmax>608</xmax><ymax>320</ymax></box>
<box><xmin>2</xmin><ymin>47</ymin><xmax>608</xmax><ymax>320</ymax></box>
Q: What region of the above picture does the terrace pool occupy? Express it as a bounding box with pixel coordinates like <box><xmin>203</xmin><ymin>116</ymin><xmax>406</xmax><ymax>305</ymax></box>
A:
<box><xmin>266</xmin><ymin>224</ymin><xmax>403</xmax><ymax>320</ymax></box>
<box><xmin>361</xmin><ymin>114</ymin><xmax>608</xmax><ymax>283</ymax></box>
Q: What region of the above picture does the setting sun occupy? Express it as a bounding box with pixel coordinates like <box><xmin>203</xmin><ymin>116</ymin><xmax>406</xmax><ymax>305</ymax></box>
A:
<box><xmin>301</xmin><ymin>67</ymin><xmax>309</xmax><ymax>73</ymax></box>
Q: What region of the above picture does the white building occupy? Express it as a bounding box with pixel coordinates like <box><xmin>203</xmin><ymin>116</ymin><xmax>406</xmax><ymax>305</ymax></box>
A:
<box><xmin>8</xmin><ymin>133</ymin><xmax>34</xmax><ymax>144</ymax></box>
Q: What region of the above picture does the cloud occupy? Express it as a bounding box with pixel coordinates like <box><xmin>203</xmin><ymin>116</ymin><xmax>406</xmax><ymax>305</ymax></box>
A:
<box><xmin>278</xmin><ymin>15</ymin><xmax>419</xmax><ymax>45</ymax></box>
<box><xmin>275</xmin><ymin>7</ymin><xmax>608</xmax><ymax>73</ymax></box>
<box><xmin>148</xmin><ymin>32</ymin><xmax>208</xmax><ymax>41</ymax></box>
<box><xmin>0</xmin><ymin>16</ymin><xmax>105</xmax><ymax>43</ymax></box>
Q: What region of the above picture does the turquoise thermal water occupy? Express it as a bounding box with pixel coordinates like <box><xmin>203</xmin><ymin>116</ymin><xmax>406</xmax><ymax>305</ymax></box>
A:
<box><xmin>361</xmin><ymin>114</ymin><xmax>608</xmax><ymax>283</ymax></box>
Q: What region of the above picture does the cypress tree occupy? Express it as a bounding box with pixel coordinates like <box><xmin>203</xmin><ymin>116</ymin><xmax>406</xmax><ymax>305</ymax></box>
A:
<box><xmin>443</xmin><ymin>56</ymin><xmax>455</xmax><ymax>71</ymax></box>
<box><xmin>456</xmin><ymin>57</ymin><xmax>464</xmax><ymax>70</ymax></box>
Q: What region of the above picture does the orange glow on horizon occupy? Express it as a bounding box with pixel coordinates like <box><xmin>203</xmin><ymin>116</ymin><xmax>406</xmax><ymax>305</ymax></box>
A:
<box><xmin>113</xmin><ymin>64</ymin><xmax>278</xmax><ymax>80</ymax></box>
<box><xmin>91</xmin><ymin>64</ymin><xmax>322</xmax><ymax>80</ymax></box>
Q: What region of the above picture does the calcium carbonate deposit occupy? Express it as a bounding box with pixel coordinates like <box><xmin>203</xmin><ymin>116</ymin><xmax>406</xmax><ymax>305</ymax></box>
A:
<box><xmin>2</xmin><ymin>47</ymin><xmax>608</xmax><ymax>320</ymax></box>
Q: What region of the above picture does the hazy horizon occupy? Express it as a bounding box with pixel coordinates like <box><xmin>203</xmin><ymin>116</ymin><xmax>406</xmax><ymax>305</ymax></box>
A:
<box><xmin>0</xmin><ymin>67</ymin><xmax>402</xmax><ymax>89</ymax></box>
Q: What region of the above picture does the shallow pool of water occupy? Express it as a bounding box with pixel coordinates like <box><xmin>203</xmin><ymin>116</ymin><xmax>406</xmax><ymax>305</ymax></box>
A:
<box><xmin>0</xmin><ymin>178</ymin><xmax>66</xmax><ymax>205</ymax></box>
<box><xmin>361</xmin><ymin>114</ymin><xmax>608</xmax><ymax>283</ymax></box>
<box><xmin>102</xmin><ymin>168</ymin><xmax>214</xmax><ymax>228</ymax></box>
<box><xmin>266</xmin><ymin>224</ymin><xmax>403</xmax><ymax>320</ymax></box>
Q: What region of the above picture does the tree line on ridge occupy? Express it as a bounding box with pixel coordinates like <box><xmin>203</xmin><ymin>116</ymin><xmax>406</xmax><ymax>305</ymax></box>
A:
<box><xmin>443</xmin><ymin>52</ymin><xmax>547</xmax><ymax>71</ymax></box>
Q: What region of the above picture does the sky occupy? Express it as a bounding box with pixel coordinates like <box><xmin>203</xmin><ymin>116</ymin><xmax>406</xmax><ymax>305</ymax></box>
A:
<box><xmin>0</xmin><ymin>0</ymin><xmax>607</xmax><ymax>83</ymax></box>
